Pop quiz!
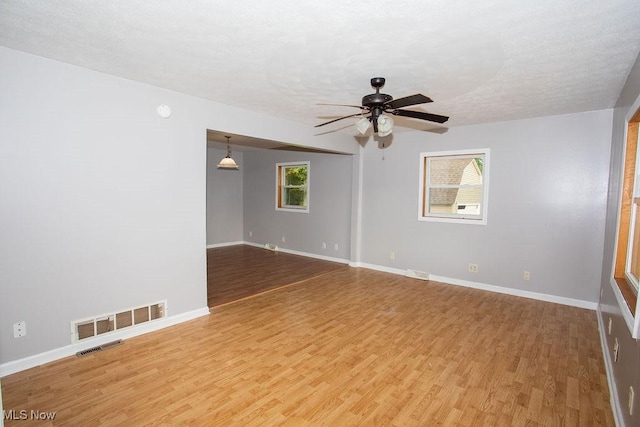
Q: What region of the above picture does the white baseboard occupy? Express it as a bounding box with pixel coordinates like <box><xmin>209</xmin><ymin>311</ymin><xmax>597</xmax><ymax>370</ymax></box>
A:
<box><xmin>597</xmin><ymin>306</ymin><xmax>624</xmax><ymax>427</ymax></box>
<box><xmin>243</xmin><ymin>241</ymin><xmax>350</xmax><ymax>264</ymax></box>
<box><xmin>354</xmin><ymin>262</ymin><xmax>597</xmax><ymax>310</ymax></box>
<box><xmin>0</xmin><ymin>307</ymin><xmax>210</xmax><ymax>377</ymax></box>
<box><xmin>429</xmin><ymin>274</ymin><xmax>598</xmax><ymax>310</ymax></box>
<box><xmin>206</xmin><ymin>241</ymin><xmax>244</xmax><ymax>249</ymax></box>
<box><xmin>349</xmin><ymin>261</ymin><xmax>406</xmax><ymax>276</ymax></box>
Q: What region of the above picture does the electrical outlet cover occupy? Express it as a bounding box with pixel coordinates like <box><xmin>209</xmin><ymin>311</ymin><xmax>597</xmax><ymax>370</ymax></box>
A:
<box><xmin>13</xmin><ymin>321</ymin><xmax>26</xmax><ymax>338</ymax></box>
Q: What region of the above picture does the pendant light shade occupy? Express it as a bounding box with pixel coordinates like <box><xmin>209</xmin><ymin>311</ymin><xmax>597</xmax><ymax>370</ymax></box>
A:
<box><xmin>354</xmin><ymin>114</ymin><xmax>393</xmax><ymax>136</ymax></box>
<box><xmin>217</xmin><ymin>136</ymin><xmax>239</xmax><ymax>169</ymax></box>
<box><xmin>355</xmin><ymin>117</ymin><xmax>371</xmax><ymax>135</ymax></box>
<box><xmin>377</xmin><ymin>114</ymin><xmax>394</xmax><ymax>137</ymax></box>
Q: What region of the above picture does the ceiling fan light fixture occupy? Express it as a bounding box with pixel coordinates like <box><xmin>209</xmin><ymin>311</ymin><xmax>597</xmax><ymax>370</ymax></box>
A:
<box><xmin>377</xmin><ymin>114</ymin><xmax>394</xmax><ymax>137</ymax></box>
<box><xmin>217</xmin><ymin>136</ymin><xmax>239</xmax><ymax>169</ymax></box>
<box><xmin>355</xmin><ymin>117</ymin><xmax>371</xmax><ymax>135</ymax></box>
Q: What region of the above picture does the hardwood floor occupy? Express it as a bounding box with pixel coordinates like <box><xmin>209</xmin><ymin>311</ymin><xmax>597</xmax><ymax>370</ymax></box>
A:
<box><xmin>207</xmin><ymin>245</ymin><xmax>347</xmax><ymax>307</ymax></box>
<box><xmin>2</xmin><ymin>262</ymin><xmax>613</xmax><ymax>425</ymax></box>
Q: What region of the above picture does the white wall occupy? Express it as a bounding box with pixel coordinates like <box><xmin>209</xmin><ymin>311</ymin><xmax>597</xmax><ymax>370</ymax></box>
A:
<box><xmin>360</xmin><ymin>110</ymin><xmax>612</xmax><ymax>304</ymax></box>
<box><xmin>0</xmin><ymin>46</ymin><xmax>357</xmax><ymax>366</ymax></box>
<box><xmin>206</xmin><ymin>147</ymin><xmax>243</xmax><ymax>245</ymax></box>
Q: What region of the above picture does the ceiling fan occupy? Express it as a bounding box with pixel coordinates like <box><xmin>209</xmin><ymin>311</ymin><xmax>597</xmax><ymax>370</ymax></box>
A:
<box><xmin>315</xmin><ymin>77</ymin><xmax>449</xmax><ymax>136</ymax></box>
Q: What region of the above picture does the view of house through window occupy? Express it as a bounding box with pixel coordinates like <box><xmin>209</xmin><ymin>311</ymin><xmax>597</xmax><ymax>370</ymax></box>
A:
<box><xmin>276</xmin><ymin>161</ymin><xmax>309</xmax><ymax>212</ymax></box>
<box><xmin>419</xmin><ymin>149</ymin><xmax>489</xmax><ymax>224</ymax></box>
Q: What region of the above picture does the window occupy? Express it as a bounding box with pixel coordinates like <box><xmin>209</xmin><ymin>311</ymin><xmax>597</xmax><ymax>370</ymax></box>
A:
<box><xmin>276</xmin><ymin>161</ymin><xmax>309</xmax><ymax>212</ymax></box>
<box><xmin>617</xmin><ymin>119</ymin><xmax>640</xmax><ymax>297</ymax></box>
<box><xmin>419</xmin><ymin>149</ymin><xmax>489</xmax><ymax>224</ymax></box>
<box><xmin>611</xmin><ymin>100</ymin><xmax>640</xmax><ymax>337</ymax></box>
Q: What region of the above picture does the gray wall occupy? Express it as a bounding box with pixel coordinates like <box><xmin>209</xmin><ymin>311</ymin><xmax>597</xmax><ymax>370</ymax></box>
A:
<box><xmin>243</xmin><ymin>150</ymin><xmax>353</xmax><ymax>260</ymax></box>
<box><xmin>0</xmin><ymin>46</ymin><xmax>356</xmax><ymax>365</ymax></box>
<box><xmin>206</xmin><ymin>147</ymin><xmax>243</xmax><ymax>245</ymax></box>
<box><xmin>599</xmin><ymin>50</ymin><xmax>640</xmax><ymax>427</ymax></box>
<box><xmin>360</xmin><ymin>110</ymin><xmax>612</xmax><ymax>303</ymax></box>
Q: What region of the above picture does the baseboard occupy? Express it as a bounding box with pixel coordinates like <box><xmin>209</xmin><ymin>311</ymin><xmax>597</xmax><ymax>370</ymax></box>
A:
<box><xmin>597</xmin><ymin>306</ymin><xmax>625</xmax><ymax>426</ymax></box>
<box><xmin>242</xmin><ymin>241</ymin><xmax>350</xmax><ymax>264</ymax></box>
<box><xmin>206</xmin><ymin>241</ymin><xmax>244</xmax><ymax>249</ymax></box>
<box><xmin>353</xmin><ymin>262</ymin><xmax>597</xmax><ymax>310</ymax></box>
<box><xmin>0</xmin><ymin>307</ymin><xmax>210</xmax><ymax>377</ymax></box>
<box><xmin>429</xmin><ymin>274</ymin><xmax>598</xmax><ymax>310</ymax></box>
<box><xmin>349</xmin><ymin>261</ymin><xmax>406</xmax><ymax>276</ymax></box>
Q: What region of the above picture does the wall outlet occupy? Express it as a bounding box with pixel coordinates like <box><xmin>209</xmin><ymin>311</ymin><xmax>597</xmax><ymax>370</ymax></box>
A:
<box><xmin>281</xmin><ymin>236</ymin><xmax>286</xmax><ymax>243</ymax></box>
<box><xmin>389</xmin><ymin>251</ymin><xmax>395</xmax><ymax>260</ymax></box>
<box><xmin>322</xmin><ymin>242</ymin><xmax>327</xmax><ymax>249</ymax></box>
<box><xmin>334</xmin><ymin>243</ymin><xmax>339</xmax><ymax>251</ymax></box>
<box><xmin>13</xmin><ymin>321</ymin><xmax>27</xmax><ymax>338</ymax></box>
<box><xmin>523</xmin><ymin>271</ymin><xmax>531</xmax><ymax>281</ymax></box>
<box><xmin>249</xmin><ymin>231</ymin><xmax>253</xmax><ymax>237</ymax></box>
<box><xmin>468</xmin><ymin>263</ymin><xmax>478</xmax><ymax>273</ymax></box>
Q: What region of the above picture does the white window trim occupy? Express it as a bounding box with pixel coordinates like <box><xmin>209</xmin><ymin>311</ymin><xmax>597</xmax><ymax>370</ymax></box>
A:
<box><xmin>418</xmin><ymin>148</ymin><xmax>490</xmax><ymax>225</ymax></box>
<box><xmin>275</xmin><ymin>161</ymin><xmax>310</xmax><ymax>213</ymax></box>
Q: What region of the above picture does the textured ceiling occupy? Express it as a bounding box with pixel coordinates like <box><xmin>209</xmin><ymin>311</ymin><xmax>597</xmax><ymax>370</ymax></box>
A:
<box><xmin>1</xmin><ymin>1</ymin><xmax>640</xmax><ymax>137</ymax></box>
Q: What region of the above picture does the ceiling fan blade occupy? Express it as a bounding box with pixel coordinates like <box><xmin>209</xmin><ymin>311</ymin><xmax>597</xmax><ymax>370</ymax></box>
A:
<box><xmin>391</xmin><ymin>109</ymin><xmax>449</xmax><ymax>124</ymax></box>
<box><xmin>318</xmin><ymin>103</ymin><xmax>368</xmax><ymax>110</ymax></box>
<box><xmin>315</xmin><ymin>113</ymin><xmax>366</xmax><ymax>127</ymax></box>
<box><xmin>385</xmin><ymin>94</ymin><xmax>433</xmax><ymax>109</ymax></box>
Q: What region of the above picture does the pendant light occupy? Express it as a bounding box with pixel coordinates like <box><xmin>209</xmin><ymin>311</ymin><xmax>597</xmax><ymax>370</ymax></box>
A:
<box><xmin>217</xmin><ymin>136</ymin><xmax>239</xmax><ymax>169</ymax></box>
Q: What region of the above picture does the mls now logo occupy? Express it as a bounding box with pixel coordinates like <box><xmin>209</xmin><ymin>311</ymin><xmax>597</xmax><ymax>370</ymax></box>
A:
<box><xmin>3</xmin><ymin>409</ymin><xmax>57</xmax><ymax>420</ymax></box>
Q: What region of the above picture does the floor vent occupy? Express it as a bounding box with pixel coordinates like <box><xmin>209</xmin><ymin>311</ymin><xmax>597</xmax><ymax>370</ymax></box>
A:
<box><xmin>76</xmin><ymin>339</ymin><xmax>123</xmax><ymax>357</ymax></box>
<box><xmin>71</xmin><ymin>300</ymin><xmax>167</xmax><ymax>343</ymax></box>
<box><xmin>264</xmin><ymin>243</ymin><xmax>279</xmax><ymax>251</ymax></box>
<box><xmin>405</xmin><ymin>269</ymin><xmax>430</xmax><ymax>281</ymax></box>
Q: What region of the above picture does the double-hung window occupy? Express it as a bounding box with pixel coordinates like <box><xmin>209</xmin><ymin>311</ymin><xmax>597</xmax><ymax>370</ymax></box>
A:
<box><xmin>276</xmin><ymin>161</ymin><xmax>309</xmax><ymax>212</ymax></box>
<box><xmin>419</xmin><ymin>149</ymin><xmax>490</xmax><ymax>224</ymax></box>
<box><xmin>611</xmin><ymin>100</ymin><xmax>640</xmax><ymax>336</ymax></box>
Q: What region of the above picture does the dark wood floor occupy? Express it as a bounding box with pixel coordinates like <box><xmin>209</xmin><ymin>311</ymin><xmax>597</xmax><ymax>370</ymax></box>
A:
<box><xmin>207</xmin><ymin>245</ymin><xmax>348</xmax><ymax>307</ymax></box>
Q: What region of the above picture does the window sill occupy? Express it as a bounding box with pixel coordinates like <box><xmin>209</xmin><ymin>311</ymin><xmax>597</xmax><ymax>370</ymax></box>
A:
<box><xmin>418</xmin><ymin>216</ymin><xmax>487</xmax><ymax>225</ymax></box>
<box><xmin>611</xmin><ymin>276</ymin><xmax>639</xmax><ymax>338</ymax></box>
<box><xmin>614</xmin><ymin>277</ymin><xmax>637</xmax><ymax>313</ymax></box>
<box><xmin>276</xmin><ymin>207</ymin><xmax>309</xmax><ymax>214</ymax></box>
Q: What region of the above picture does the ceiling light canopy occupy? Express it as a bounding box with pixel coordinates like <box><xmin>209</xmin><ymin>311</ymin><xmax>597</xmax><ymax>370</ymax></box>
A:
<box><xmin>217</xmin><ymin>136</ymin><xmax>239</xmax><ymax>169</ymax></box>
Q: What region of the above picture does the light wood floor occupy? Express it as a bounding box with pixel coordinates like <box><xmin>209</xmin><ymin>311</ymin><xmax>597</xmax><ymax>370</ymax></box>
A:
<box><xmin>2</xmin><ymin>259</ymin><xmax>613</xmax><ymax>425</ymax></box>
<box><xmin>207</xmin><ymin>245</ymin><xmax>347</xmax><ymax>307</ymax></box>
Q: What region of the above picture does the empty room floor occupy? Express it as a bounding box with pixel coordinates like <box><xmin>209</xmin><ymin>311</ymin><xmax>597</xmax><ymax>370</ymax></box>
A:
<box><xmin>2</xmin><ymin>267</ymin><xmax>613</xmax><ymax>425</ymax></box>
<box><xmin>207</xmin><ymin>245</ymin><xmax>348</xmax><ymax>307</ymax></box>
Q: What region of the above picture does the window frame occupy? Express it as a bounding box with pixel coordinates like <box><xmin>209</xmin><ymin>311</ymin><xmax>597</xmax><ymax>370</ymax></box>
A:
<box><xmin>275</xmin><ymin>161</ymin><xmax>310</xmax><ymax>213</ymax></box>
<box><xmin>418</xmin><ymin>149</ymin><xmax>490</xmax><ymax>225</ymax></box>
<box><xmin>625</xmin><ymin>190</ymin><xmax>640</xmax><ymax>294</ymax></box>
<box><xmin>610</xmin><ymin>95</ymin><xmax>640</xmax><ymax>339</ymax></box>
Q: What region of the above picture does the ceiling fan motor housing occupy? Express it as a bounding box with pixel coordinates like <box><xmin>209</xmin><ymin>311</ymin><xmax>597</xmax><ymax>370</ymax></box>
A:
<box><xmin>363</xmin><ymin>77</ymin><xmax>393</xmax><ymax>107</ymax></box>
<box><xmin>362</xmin><ymin>93</ymin><xmax>393</xmax><ymax>107</ymax></box>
